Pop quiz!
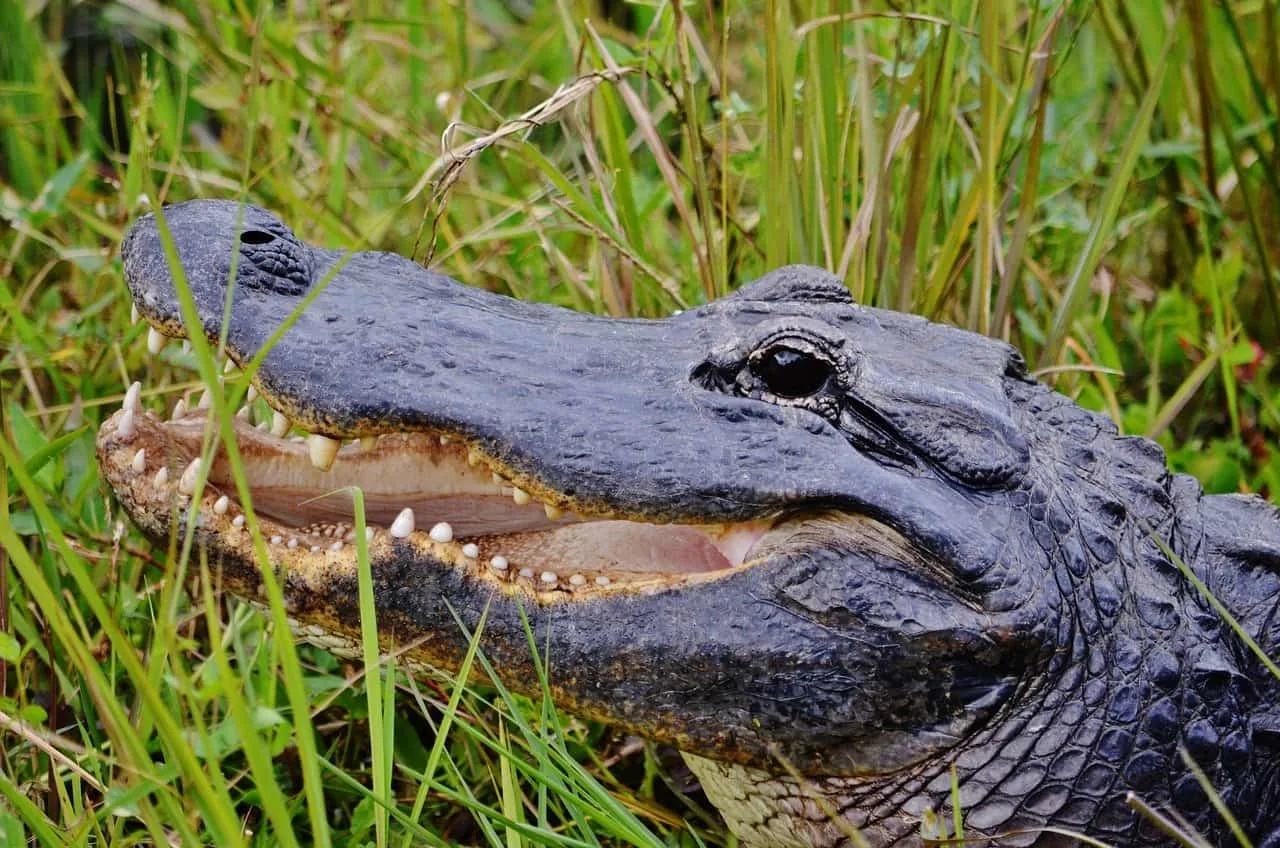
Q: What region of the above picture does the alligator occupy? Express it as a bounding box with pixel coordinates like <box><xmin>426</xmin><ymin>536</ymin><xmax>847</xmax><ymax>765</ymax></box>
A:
<box><xmin>97</xmin><ymin>200</ymin><xmax>1280</xmax><ymax>847</ymax></box>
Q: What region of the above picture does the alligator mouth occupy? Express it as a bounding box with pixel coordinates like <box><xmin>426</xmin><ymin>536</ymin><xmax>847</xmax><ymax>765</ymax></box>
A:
<box><xmin>99</xmin><ymin>359</ymin><xmax>778</xmax><ymax>595</ymax></box>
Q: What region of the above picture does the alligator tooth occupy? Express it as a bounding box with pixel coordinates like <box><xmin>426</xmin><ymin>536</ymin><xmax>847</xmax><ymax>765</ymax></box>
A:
<box><xmin>307</xmin><ymin>434</ymin><xmax>340</xmax><ymax>471</ymax></box>
<box><xmin>153</xmin><ymin>466</ymin><xmax>169</xmax><ymax>487</ymax></box>
<box><xmin>539</xmin><ymin>571</ymin><xmax>558</xmax><ymax>585</ymax></box>
<box><xmin>172</xmin><ymin>398</ymin><xmax>187</xmax><ymax>419</ymax></box>
<box><xmin>271</xmin><ymin>535</ymin><xmax>283</xmax><ymax>545</ymax></box>
<box><xmin>270</xmin><ymin>411</ymin><xmax>290</xmax><ymax>437</ymax></box>
<box><xmin>130</xmin><ymin>304</ymin><xmax>140</xmax><ymax>324</ymax></box>
<box><xmin>389</xmin><ymin>507</ymin><xmax>415</xmax><ymax>538</ymax></box>
<box><xmin>118</xmin><ymin>407</ymin><xmax>137</xmax><ymax>439</ymax></box>
<box><xmin>489</xmin><ymin>556</ymin><xmax>509</xmax><ymax>572</ymax></box>
<box><xmin>491</xmin><ymin>472</ymin><xmax>504</xmax><ymax>485</ymax></box>
<box><xmin>131</xmin><ymin>448</ymin><xmax>146</xmax><ymax>473</ymax></box>
<box><xmin>364</xmin><ymin>526</ymin><xmax>375</xmax><ymax>542</ymax></box>
<box><xmin>461</xmin><ymin>543</ymin><xmax>479</xmax><ymax>559</ymax></box>
<box><xmin>197</xmin><ymin>389</ymin><xmax>212</xmax><ymax>409</ymax></box>
<box><xmin>246</xmin><ymin>385</ymin><xmax>258</xmax><ymax>402</ymax></box>
<box><xmin>543</xmin><ymin>503</ymin><xmax>563</xmax><ymax>520</ymax></box>
<box><xmin>439</xmin><ymin>435</ymin><xmax>450</xmax><ymax>446</ymax></box>
<box><xmin>428</xmin><ymin>522</ymin><xmax>454</xmax><ymax>543</ymax></box>
<box><xmin>255</xmin><ymin>420</ymin><xmax>268</xmax><ymax>430</ymax></box>
<box><xmin>467</xmin><ymin>447</ymin><xmax>482</xmax><ymax>466</ymax></box>
<box><xmin>329</xmin><ymin>540</ymin><xmax>344</xmax><ymax>552</ymax></box>
<box><xmin>288</xmin><ymin>538</ymin><xmax>298</xmax><ymax>549</ymax></box>
<box><xmin>213</xmin><ymin>495</ymin><xmax>230</xmax><ymax>515</ymax></box>
<box><xmin>594</xmin><ymin>575</ymin><xmax>611</xmax><ymax>586</ymax></box>
<box><xmin>310</xmin><ymin>545</ymin><xmax>321</xmax><ymax>553</ymax></box>
<box><xmin>223</xmin><ymin>359</ymin><xmax>237</xmax><ymax>375</ymax></box>
<box><xmin>569</xmin><ymin>574</ymin><xmax>586</xmax><ymax>587</ymax></box>
<box><xmin>512</xmin><ymin>487</ymin><xmax>531</xmax><ymax>506</ymax></box>
<box><xmin>232</xmin><ymin>514</ymin><xmax>245</xmax><ymax>528</ymax></box>
<box><xmin>123</xmin><ymin>381</ymin><xmax>142</xmax><ymax>414</ymax></box>
<box><xmin>146</xmin><ymin>327</ymin><xmax>167</xmax><ymax>355</ymax></box>
<box><xmin>181</xmin><ymin>340</ymin><xmax>192</xmax><ymax>355</ymax></box>
<box><xmin>518</xmin><ymin>567</ymin><xmax>534</xmax><ymax>579</ymax></box>
<box><xmin>359</xmin><ymin>436</ymin><xmax>377</xmax><ymax>451</ymax></box>
<box><xmin>178</xmin><ymin>457</ymin><xmax>203</xmax><ymax>495</ymax></box>
<box><xmin>236</xmin><ymin>406</ymin><xmax>250</xmax><ymax>420</ymax></box>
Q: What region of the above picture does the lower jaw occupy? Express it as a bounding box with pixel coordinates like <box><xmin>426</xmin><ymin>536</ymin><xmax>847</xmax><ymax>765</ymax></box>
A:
<box><xmin>97</xmin><ymin>407</ymin><xmax>777</xmax><ymax>597</ymax></box>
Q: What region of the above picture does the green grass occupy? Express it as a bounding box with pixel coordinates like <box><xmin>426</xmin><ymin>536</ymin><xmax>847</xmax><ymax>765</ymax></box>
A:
<box><xmin>2</xmin><ymin>0</ymin><xmax>1280</xmax><ymax>845</ymax></box>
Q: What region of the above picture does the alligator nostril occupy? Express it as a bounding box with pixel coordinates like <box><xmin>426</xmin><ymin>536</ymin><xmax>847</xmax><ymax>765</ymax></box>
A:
<box><xmin>239</xmin><ymin>230</ymin><xmax>275</xmax><ymax>245</ymax></box>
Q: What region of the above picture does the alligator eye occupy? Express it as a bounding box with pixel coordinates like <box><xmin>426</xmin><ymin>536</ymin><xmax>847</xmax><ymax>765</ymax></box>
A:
<box><xmin>239</xmin><ymin>230</ymin><xmax>275</xmax><ymax>245</ymax></box>
<box><xmin>751</xmin><ymin>346</ymin><xmax>832</xmax><ymax>398</ymax></box>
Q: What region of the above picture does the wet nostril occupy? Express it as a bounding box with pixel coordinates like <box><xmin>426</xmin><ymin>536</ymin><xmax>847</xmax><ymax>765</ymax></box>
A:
<box><xmin>239</xmin><ymin>230</ymin><xmax>275</xmax><ymax>245</ymax></box>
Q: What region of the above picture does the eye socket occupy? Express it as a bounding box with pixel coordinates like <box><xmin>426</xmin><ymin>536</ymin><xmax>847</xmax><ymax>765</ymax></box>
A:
<box><xmin>239</xmin><ymin>230</ymin><xmax>276</xmax><ymax>245</ymax></box>
<box><xmin>750</xmin><ymin>345</ymin><xmax>832</xmax><ymax>398</ymax></box>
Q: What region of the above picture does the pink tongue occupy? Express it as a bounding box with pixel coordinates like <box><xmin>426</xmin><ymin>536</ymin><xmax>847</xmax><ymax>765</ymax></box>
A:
<box><xmin>504</xmin><ymin>520</ymin><xmax>773</xmax><ymax>574</ymax></box>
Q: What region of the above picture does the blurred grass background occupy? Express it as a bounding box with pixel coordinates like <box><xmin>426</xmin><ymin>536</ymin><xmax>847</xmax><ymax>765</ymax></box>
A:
<box><xmin>1</xmin><ymin>0</ymin><xmax>1279</xmax><ymax>845</ymax></box>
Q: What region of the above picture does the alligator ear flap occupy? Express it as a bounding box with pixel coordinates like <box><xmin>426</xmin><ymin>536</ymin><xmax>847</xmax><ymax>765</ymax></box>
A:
<box><xmin>727</xmin><ymin>265</ymin><xmax>855</xmax><ymax>305</ymax></box>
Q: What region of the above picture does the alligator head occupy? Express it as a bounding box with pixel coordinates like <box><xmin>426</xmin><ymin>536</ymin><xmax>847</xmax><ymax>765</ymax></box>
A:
<box><xmin>98</xmin><ymin>200</ymin><xmax>1280</xmax><ymax>847</ymax></box>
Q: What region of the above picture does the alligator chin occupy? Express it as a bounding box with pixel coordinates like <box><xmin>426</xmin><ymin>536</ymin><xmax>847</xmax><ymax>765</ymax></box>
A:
<box><xmin>97</xmin><ymin>389</ymin><xmax>775</xmax><ymax>594</ymax></box>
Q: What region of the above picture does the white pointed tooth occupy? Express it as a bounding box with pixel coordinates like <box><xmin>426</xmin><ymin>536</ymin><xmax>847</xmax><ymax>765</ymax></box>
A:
<box><xmin>288</xmin><ymin>538</ymin><xmax>298</xmax><ymax>549</ymax></box>
<box><xmin>428</xmin><ymin>522</ymin><xmax>454</xmax><ymax>543</ymax></box>
<box><xmin>236</xmin><ymin>406</ymin><xmax>250</xmax><ymax>419</ymax></box>
<box><xmin>246</xmin><ymin>385</ymin><xmax>258</xmax><ymax>402</ymax></box>
<box><xmin>543</xmin><ymin>503</ymin><xmax>563</xmax><ymax>520</ymax></box>
<box><xmin>439</xmin><ymin>434</ymin><xmax>450</xmax><ymax>446</ymax></box>
<box><xmin>181</xmin><ymin>340</ymin><xmax>192</xmax><ymax>354</ymax></box>
<box><xmin>490</xmin><ymin>555</ymin><xmax>509</xmax><ymax>571</ymax></box>
<box><xmin>270</xmin><ymin>411</ymin><xmax>290</xmax><ymax>437</ymax></box>
<box><xmin>365</xmin><ymin>526</ymin><xmax>375</xmax><ymax>542</ymax></box>
<box><xmin>232</xmin><ymin>514</ymin><xmax>245</xmax><ymax>528</ymax></box>
<box><xmin>172</xmin><ymin>398</ymin><xmax>187</xmax><ymax>419</ymax></box>
<box><xmin>518</xmin><ymin>567</ymin><xmax>534</xmax><ymax>579</ymax></box>
<box><xmin>595</xmin><ymin>575</ymin><xmax>611</xmax><ymax>586</ymax></box>
<box><xmin>359</xmin><ymin>436</ymin><xmax>377</xmax><ymax>451</ymax></box>
<box><xmin>117</xmin><ymin>407</ymin><xmax>137</xmax><ymax>439</ymax></box>
<box><xmin>123</xmin><ymin>381</ymin><xmax>142</xmax><ymax>413</ymax></box>
<box><xmin>307</xmin><ymin>434</ymin><xmax>340</xmax><ymax>470</ymax></box>
<box><xmin>389</xmin><ymin>508</ymin><xmax>415</xmax><ymax>538</ymax></box>
<box><xmin>512</xmin><ymin>487</ymin><xmax>531</xmax><ymax>506</ymax></box>
<box><xmin>213</xmin><ymin>495</ymin><xmax>230</xmax><ymax>515</ymax></box>
<box><xmin>310</xmin><ymin>545</ymin><xmax>321</xmax><ymax>553</ymax></box>
<box><xmin>255</xmin><ymin>420</ymin><xmax>268</xmax><ymax>430</ymax></box>
<box><xmin>461</xmin><ymin>543</ymin><xmax>479</xmax><ymax>559</ymax></box>
<box><xmin>130</xmin><ymin>303</ymin><xmax>140</xmax><ymax>324</ymax></box>
<box><xmin>178</xmin><ymin>457</ymin><xmax>202</xmax><ymax>495</ymax></box>
<box><xmin>146</xmin><ymin>327</ymin><xmax>167</xmax><ymax>355</ymax></box>
<box><xmin>539</xmin><ymin>571</ymin><xmax>558</xmax><ymax>585</ymax></box>
<box><xmin>223</xmin><ymin>359</ymin><xmax>237</xmax><ymax>374</ymax></box>
<box><xmin>467</xmin><ymin>448</ymin><xmax>482</xmax><ymax>466</ymax></box>
<box><xmin>569</xmin><ymin>574</ymin><xmax>586</xmax><ymax>587</ymax></box>
<box><xmin>197</xmin><ymin>389</ymin><xmax>212</xmax><ymax>409</ymax></box>
<box><xmin>270</xmin><ymin>535</ymin><xmax>283</xmax><ymax>545</ymax></box>
<box><xmin>153</xmin><ymin>466</ymin><xmax>169</xmax><ymax>487</ymax></box>
<box><xmin>329</xmin><ymin>540</ymin><xmax>344</xmax><ymax>552</ymax></box>
<box><xmin>491</xmin><ymin>472</ymin><xmax>504</xmax><ymax>485</ymax></box>
<box><xmin>131</xmin><ymin>448</ymin><xmax>146</xmax><ymax>473</ymax></box>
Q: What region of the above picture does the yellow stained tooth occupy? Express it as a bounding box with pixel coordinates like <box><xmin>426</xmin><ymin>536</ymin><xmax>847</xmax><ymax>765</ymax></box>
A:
<box><xmin>146</xmin><ymin>327</ymin><xmax>167</xmax><ymax>355</ymax></box>
<box><xmin>543</xmin><ymin>504</ymin><xmax>563</xmax><ymax>520</ymax></box>
<box><xmin>178</xmin><ymin>457</ymin><xmax>202</xmax><ymax>495</ymax></box>
<box><xmin>512</xmin><ymin>487</ymin><xmax>531</xmax><ymax>506</ymax></box>
<box><xmin>359</xmin><ymin>436</ymin><xmax>377</xmax><ymax>451</ymax></box>
<box><xmin>307</xmin><ymin>434</ymin><xmax>340</xmax><ymax>471</ymax></box>
<box><xmin>467</xmin><ymin>448</ymin><xmax>482</xmax><ymax>466</ymax></box>
<box><xmin>491</xmin><ymin>472</ymin><xmax>504</xmax><ymax>485</ymax></box>
<box><xmin>270</xmin><ymin>411</ymin><xmax>290</xmax><ymax>437</ymax></box>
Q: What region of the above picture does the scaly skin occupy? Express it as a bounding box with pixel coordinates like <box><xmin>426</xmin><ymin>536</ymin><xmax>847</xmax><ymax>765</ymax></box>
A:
<box><xmin>99</xmin><ymin>200</ymin><xmax>1280</xmax><ymax>846</ymax></box>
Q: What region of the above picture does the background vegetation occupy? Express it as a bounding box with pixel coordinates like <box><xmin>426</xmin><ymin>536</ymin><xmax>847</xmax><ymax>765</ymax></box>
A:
<box><xmin>2</xmin><ymin>0</ymin><xmax>1279</xmax><ymax>845</ymax></box>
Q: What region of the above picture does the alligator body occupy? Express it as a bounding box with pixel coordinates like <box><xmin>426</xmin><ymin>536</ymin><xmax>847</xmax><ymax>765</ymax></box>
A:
<box><xmin>98</xmin><ymin>200</ymin><xmax>1280</xmax><ymax>847</ymax></box>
